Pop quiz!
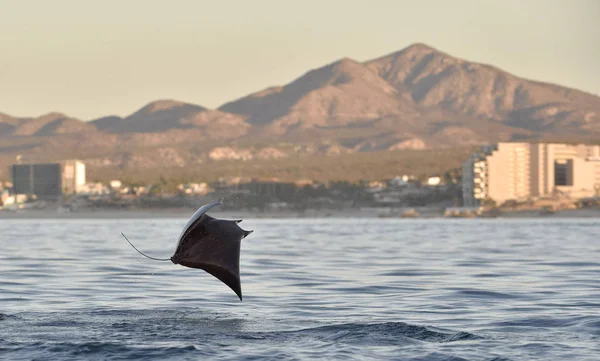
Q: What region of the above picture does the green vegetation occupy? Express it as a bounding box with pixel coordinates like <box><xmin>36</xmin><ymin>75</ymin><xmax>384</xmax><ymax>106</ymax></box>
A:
<box><xmin>85</xmin><ymin>147</ymin><xmax>474</xmax><ymax>187</ymax></box>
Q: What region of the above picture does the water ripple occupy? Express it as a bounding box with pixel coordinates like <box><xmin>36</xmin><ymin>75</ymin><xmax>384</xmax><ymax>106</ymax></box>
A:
<box><xmin>0</xmin><ymin>218</ymin><xmax>599</xmax><ymax>360</ymax></box>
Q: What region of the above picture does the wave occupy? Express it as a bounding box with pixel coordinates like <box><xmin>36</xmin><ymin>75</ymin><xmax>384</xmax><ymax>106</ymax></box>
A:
<box><xmin>0</xmin><ymin>313</ymin><xmax>15</xmax><ymax>321</ymax></box>
<box><xmin>264</xmin><ymin>321</ymin><xmax>480</xmax><ymax>346</ymax></box>
<box><xmin>2</xmin><ymin>341</ymin><xmax>200</xmax><ymax>360</ymax></box>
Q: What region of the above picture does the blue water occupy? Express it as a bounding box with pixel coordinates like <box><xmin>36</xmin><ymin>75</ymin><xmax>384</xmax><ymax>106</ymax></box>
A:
<box><xmin>0</xmin><ymin>217</ymin><xmax>599</xmax><ymax>360</ymax></box>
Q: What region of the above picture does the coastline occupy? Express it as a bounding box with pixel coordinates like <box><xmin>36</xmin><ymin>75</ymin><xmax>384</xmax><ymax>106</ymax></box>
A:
<box><xmin>0</xmin><ymin>208</ymin><xmax>363</xmax><ymax>219</ymax></box>
<box><xmin>1</xmin><ymin>207</ymin><xmax>600</xmax><ymax>219</ymax></box>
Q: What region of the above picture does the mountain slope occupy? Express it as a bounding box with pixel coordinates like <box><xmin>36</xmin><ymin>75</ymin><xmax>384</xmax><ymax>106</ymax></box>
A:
<box><xmin>220</xmin><ymin>43</ymin><xmax>600</xmax><ymax>144</ymax></box>
<box><xmin>220</xmin><ymin>58</ymin><xmax>419</xmax><ymax>134</ymax></box>
<box><xmin>91</xmin><ymin>99</ymin><xmax>207</xmax><ymax>133</ymax></box>
<box><xmin>91</xmin><ymin>99</ymin><xmax>251</xmax><ymax>138</ymax></box>
<box><xmin>2</xmin><ymin>42</ymin><xmax>600</xmax><ymax>182</ymax></box>
<box><xmin>365</xmin><ymin>43</ymin><xmax>600</xmax><ymax>132</ymax></box>
<box><xmin>3</xmin><ymin>112</ymin><xmax>97</xmax><ymax>137</ymax></box>
<box><xmin>0</xmin><ymin>113</ymin><xmax>25</xmax><ymax>137</ymax></box>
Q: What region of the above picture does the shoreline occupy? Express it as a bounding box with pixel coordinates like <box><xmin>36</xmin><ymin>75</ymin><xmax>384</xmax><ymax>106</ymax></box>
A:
<box><xmin>0</xmin><ymin>208</ymin><xmax>363</xmax><ymax>219</ymax></box>
<box><xmin>1</xmin><ymin>207</ymin><xmax>600</xmax><ymax>219</ymax></box>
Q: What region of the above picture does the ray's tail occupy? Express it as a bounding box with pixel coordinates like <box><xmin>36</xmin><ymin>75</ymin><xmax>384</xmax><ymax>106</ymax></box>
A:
<box><xmin>120</xmin><ymin>232</ymin><xmax>171</xmax><ymax>261</ymax></box>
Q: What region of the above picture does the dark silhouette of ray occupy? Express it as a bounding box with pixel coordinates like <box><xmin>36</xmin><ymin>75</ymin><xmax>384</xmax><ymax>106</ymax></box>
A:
<box><xmin>121</xmin><ymin>200</ymin><xmax>253</xmax><ymax>301</ymax></box>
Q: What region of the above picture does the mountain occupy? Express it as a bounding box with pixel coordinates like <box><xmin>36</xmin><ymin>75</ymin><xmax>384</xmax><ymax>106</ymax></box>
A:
<box><xmin>219</xmin><ymin>57</ymin><xmax>433</xmax><ymax>151</ymax></box>
<box><xmin>1</xmin><ymin>112</ymin><xmax>96</xmax><ymax>137</ymax></box>
<box><xmin>91</xmin><ymin>99</ymin><xmax>208</xmax><ymax>133</ymax></box>
<box><xmin>220</xmin><ymin>57</ymin><xmax>417</xmax><ymax>129</ymax></box>
<box><xmin>1</xmin><ymin>43</ymin><xmax>600</xmax><ymax>181</ymax></box>
<box><xmin>365</xmin><ymin>43</ymin><xmax>600</xmax><ymax>132</ymax></box>
<box><xmin>91</xmin><ymin>99</ymin><xmax>250</xmax><ymax>139</ymax></box>
<box><xmin>0</xmin><ymin>113</ymin><xmax>23</xmax><ymax>137</ymax></box>
<box><xmin>220</xmin><ymin>43</ymin><xmax>600</xmax><ymax>148</ymax></box>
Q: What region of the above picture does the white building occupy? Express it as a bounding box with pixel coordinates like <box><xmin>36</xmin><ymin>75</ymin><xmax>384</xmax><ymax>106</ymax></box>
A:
<box><xmin>110</xmin><ymin>180</ymin><xmax>122</xmax><ymax>188</ymax></box>
<box><xmin>463</xmin><ymin>142</ymin><xmax>600</xmax><ymax>206</ymax></box>
<box><xmin>61</xmin><ymin>160</ymin><xmax>86</xmax><ymax>194</ymax></box>
<box><xmin>427</xmin><ymin>176</ymin><xmax>441</xmax><ymax>186</ymax></box>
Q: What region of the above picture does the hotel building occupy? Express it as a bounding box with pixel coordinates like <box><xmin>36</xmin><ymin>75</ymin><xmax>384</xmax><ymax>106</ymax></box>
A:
<box><xmin>11</xmin><ymin>160</ymin><xmax>86</xmax><ymax>198</ymax></box>
<box><xmin>463</xmin><ymin>142</ymin><xmax>600</xmax><ymax>206</ymax></box>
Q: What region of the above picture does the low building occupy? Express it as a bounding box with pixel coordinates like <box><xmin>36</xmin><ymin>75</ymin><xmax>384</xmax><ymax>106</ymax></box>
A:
<box><xmin>427</xmin><ymin>176</ymin><xmax>441</xmax><ymax>186</ymax></box>
<box><xmin>1</xmin><ymin>189</ymin><xmax>11</xmax><ymax>206</ymax></box>
<box><xmin>178</xmin><ymin>182</ymin><xmax>210</xmax><ymax>195</ymax></box>
<box><xmin>78</xmin><ymin>182</ymin><xmax>110</xmax><ymax>195</ymax></box>
<box><xmin>11</xmin><ymin>160</ymin><xmax>86</xmax><ymax>198</ymax></box>
<box><xmin>109</xmin><ymin>180</ymin><xmax>122</xmax><ymax>190</ymax></box>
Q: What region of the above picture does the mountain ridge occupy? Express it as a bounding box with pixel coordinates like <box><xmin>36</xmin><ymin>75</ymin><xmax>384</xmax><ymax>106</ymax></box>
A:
<box><xmin>1</xmin><ymin>42</ymin><xmax>599</xmax><ymax>180</ymax></box>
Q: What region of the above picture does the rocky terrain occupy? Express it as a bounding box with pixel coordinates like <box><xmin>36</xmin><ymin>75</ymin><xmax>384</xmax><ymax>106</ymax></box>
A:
<box><xmin>1</xmin><ymin>43</ymin><xmax>599</xmax><ymax>181</ymax></box>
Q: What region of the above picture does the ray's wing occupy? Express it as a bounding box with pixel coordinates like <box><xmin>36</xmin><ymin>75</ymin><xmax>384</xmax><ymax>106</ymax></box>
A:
<box><xmin>175</xmin><ymin>200</ymin><xmax>221</xmax><ymax>247</ymax></box>
<box><xmin>171</xmin><ymin>218</ymin><xmax>245</xmax><ymax>301</ymax></box>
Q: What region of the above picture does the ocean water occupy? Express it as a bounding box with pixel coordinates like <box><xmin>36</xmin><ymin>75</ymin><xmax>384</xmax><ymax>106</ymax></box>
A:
<box><xmin>0</xmin><ymin>216</ymin><xmax>599</xmax><ymax>360</ymax></box>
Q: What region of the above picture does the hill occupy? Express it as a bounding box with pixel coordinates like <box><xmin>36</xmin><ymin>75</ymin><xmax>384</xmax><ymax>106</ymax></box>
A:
<box><xmin>1</xmin><ymin>43</ymin><xmax>599</xmax><ymax>182</ymax></box>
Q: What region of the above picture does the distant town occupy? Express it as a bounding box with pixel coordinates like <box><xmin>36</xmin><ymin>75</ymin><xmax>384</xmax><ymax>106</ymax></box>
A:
<box><xmin>1</xmin><ymin>141</ymin><xmax>600</xmax><ymax>218</ymax></box>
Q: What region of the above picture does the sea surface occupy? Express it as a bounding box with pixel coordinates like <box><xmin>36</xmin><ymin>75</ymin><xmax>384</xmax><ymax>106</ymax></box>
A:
<box><xmin>0</xmin><ymin>217</ymin><xmax>599</xmax><ymax>360</ymax></box>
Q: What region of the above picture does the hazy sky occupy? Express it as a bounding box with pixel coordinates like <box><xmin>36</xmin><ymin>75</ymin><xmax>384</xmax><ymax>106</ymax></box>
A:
<box><xmin>1</xmin><ymin>0</ymin><xmax>598</xmax><ymax>120</ymax></box>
